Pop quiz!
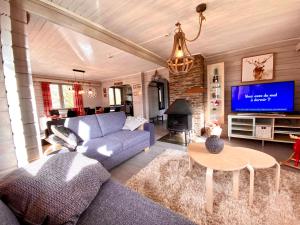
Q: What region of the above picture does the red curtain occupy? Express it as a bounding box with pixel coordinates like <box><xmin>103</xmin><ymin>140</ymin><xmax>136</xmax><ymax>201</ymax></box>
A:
<box><xmin>41</xmin><ymin>82</ymin><xmax>52</xmax><ymax>117</ymax></box>
<box><xmin>73</xmin><ymin>83</ymin><xmax>84</xmax><ymax>115</ymax></box>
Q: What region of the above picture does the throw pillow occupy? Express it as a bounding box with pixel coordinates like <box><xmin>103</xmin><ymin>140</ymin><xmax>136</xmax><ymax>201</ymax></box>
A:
<box><xmin>0</xmin><ymin>152</ymin><xmax>111</xmax><ymax>225</ymax></box>
<box><xmin>122</xmin><ymin>116</ymin><xmax>147</xmax><ymax>131</ymax></box>
<box><xmin>47</xmin><ymin>134</ymin><xmax>76</xmax><ymax>151</ymax></box>
<box><xmin>51</xmin><ymin>125</ymin><xmax>82</xmax><ymax>149</ymax></box>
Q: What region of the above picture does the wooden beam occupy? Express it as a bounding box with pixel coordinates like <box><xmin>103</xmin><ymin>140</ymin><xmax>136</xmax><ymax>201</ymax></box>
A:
<box><xmin>17</xmin><ymin>0</ymin><xmax>167</xmax><ymax>67</ymax></box>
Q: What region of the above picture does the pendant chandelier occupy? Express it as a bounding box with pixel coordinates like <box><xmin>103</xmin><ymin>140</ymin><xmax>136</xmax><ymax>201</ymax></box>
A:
<box><xmin>71</xmin><ymin>69</ymin><xmax>85</xmax><ymax>95</ymax></box>
<box><xmin>167</xmin><ymin>3</ymin><xmax>206</xmax><ymax>75</ymax></box>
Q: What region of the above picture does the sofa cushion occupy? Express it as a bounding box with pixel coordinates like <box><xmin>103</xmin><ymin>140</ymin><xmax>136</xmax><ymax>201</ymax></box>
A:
<box><xmin>47</xmin><ymin>134</ymin><xmax>76</xmax><ymax>151</ymax></box>
<box><xmin>0</xmin><ymin>200</ymin><xmax>20</xmax><ymax>225</ymax></box>
<box><xmin>51</xmin><ymin>125</ymin><xmax>83</xmax><ymax>148</ymax></box>
<box><xmin>77</xmin><ymin>180</ymin><xmax>196</xmax><ymax>225</ymax></box>
<box><xmin>0</xmin><ymin>152</ymin><xmax>110</xmax><ymax>225</ymax></box>
<box><xmin>96</xmin><ymin>112</ymin><xmax>126</xmax><ymax>136</ymax></box>
<box><xmin>64</xmin><ymin>115</ymin><xmax>103</xmax><ymax>140</ymax></box>
<box><xmin>77</xmin><ymin>137</ymin><xmax>123</xmax><ymax>162</ymax></box>
<box><xmin>107</xmin><ymin>130</ymin><xmax>150</xmax><ymax>149</ymax></box>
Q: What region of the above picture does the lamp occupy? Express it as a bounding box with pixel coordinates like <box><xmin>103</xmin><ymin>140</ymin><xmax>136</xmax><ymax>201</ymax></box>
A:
<box><xmin>72</xmin><ymin>69</ymin><xmax>85</xmax><ymax>95</ymax></box>
<box><xmin>167</xmin><ymin>3</ymin><xmax>206</xmax><ymax>75</ymax></box>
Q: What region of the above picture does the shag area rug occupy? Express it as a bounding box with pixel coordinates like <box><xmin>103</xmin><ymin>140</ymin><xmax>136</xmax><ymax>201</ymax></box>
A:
<box><xmin>126</xmin><ymin>149</ymin><xmax>300</xmax><ymax>225</ymax></box>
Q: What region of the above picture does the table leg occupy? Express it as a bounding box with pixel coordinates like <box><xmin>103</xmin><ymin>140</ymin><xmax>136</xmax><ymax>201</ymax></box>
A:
<box><xmin>189</xmin><ymin>157</ymin><xmax>194</xmax><ymax>171</ymax></box>
<box><xmin>205</xmin><ymin>168</ymin><xmax>214</xmax><ymax>213</ymax></box>
<box><xmin>275</xmin><ymin>162</ymin><xmax>280</xmax><ymax>194</ymax></box>
<box><xmin>232</xmin><ymin>170</ymin><xmax>240</xmax><ymax>199</ymax></box>
<box><xmin>247</xmin><ymin>165</ymin><xmax>254</xmax><ymax>205</ymax></box>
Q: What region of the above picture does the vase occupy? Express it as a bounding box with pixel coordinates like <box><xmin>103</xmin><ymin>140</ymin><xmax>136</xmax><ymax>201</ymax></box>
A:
<box><xmin>205</xmin><ymin>135</ymin><xmax>224</xmax><ymax>154</ymax></box>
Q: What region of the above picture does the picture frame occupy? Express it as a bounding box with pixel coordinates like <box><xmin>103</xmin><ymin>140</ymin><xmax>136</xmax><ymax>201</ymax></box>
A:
<box><xmin>241</xmin><ymin>53</ymin><xmax>274</xmax><ymax>82</ymax></box>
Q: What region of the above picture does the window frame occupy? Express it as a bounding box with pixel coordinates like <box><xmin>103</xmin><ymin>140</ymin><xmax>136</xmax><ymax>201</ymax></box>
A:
<box><xmin>109</xmin><ymin>87</ymin><xmax>122</xmax><ymax>106</ymax></box>
<box><xmin>50</xmin><ymin>83</ymin><xmax>75</xmax><ymax>110</ymax></box>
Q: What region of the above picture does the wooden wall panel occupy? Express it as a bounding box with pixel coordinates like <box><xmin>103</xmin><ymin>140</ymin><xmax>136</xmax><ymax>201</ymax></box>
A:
<box><xmin>205</xmin><ymin>39</ymin><xmax>300</xmax><ymax>136</ymax></box>
<box><xmin>0</xmin><ymin>3</ymin><xmax>18</xmax><ymax>176</ymax></box>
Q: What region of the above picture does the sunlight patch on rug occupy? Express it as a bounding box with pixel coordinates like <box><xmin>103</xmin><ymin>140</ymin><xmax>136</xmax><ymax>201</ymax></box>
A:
<box><xmin>126</xmin><ymin>149</ymin><xmax>300</xmax><ymax>225</ymax></box>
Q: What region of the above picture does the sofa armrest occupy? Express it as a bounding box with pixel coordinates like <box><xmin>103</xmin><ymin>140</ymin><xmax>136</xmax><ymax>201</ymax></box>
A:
<box><xmin>143</xmin><ymin>123</ymin><xmax>155</xmax><ymax>146</ymax></box>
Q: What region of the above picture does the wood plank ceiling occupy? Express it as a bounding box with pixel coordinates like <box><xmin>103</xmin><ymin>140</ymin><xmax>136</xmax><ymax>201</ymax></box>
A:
<box><xmin>27</xmin><ymin>0</ymin><xmax>300</xmax><ymax>81</ymax></box>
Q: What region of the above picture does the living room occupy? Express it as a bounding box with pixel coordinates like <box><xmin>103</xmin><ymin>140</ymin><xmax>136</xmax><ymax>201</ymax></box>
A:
<box><xmin>0</xmin><ymin>0</ymin><xmax>300</xmax><ymax>225</ymax></box>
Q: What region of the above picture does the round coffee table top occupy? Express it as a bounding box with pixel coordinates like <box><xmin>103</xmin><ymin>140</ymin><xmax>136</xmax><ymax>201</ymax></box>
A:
<box><xmin>233</xmin><ymin>147</ymin><xmax>277</xmax><ymax>169</ymax></box>
<box><xmin>188</xmin><ymin>143</ymin><xmax>248</xmax><ymax>171</ymax></box>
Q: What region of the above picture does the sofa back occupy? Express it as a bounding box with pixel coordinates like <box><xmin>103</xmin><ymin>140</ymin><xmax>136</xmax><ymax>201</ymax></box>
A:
<box><xmin>96</xmin><ymin>112</ymin><xmax>126</xmax><ymax>136</ymax></box>
<box><xmin>64</xmin><ymin>115</ymin><xmax>103</xmax><ymax>141</ymax></box>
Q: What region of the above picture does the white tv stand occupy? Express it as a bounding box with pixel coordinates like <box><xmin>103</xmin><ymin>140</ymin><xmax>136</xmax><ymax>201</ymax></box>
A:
<box><xmin>228</xmin><ymin>114</ymin><xmax>300</xmax><ymax>146</ymax></box>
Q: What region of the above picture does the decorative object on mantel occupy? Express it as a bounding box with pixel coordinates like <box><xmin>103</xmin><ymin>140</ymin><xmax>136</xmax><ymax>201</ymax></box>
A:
<box><xmin>241</xmin><ymin>53</ymin><xmax>274</xmax><ymax>82</ymax></box>
<box><xmin>205</xmin><ymin>135</ymin><xmax>224</xmax><ymax>154</ymax></box>
<box><xmin>281</xmin><ymin>134</ymin><xmax>300</xmax><ymax>170</ymax></box>
<box><xmin>167</xmin><ymin>3</ymin><xmax>206</xmax><ymax>75</ymax></box>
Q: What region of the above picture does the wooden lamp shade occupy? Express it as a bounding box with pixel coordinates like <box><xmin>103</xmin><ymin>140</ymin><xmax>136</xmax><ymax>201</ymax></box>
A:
<box><xmin>167</xmin><ymin>23</ymin><xmax>194</xmax><ymax>75</ymax></box>
<box><xmin>167</xmin><ymin>3</ymin><xmax>206</xmax><ymax>75</ymax></box>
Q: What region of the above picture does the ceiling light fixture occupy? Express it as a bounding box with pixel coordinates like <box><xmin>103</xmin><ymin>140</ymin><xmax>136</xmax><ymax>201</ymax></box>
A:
<box><xmin>167</xmin><ymin>3</ymin><xmax>206</xmax><ymax>75</ymax></box>
<box><xmin>72</xmin><ymin>69</ymin><xmax>85</xmax><ymax>95</ymax></box>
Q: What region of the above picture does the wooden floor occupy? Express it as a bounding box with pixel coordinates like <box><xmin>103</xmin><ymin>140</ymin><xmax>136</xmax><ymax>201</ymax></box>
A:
<box><xmin>111</xmin><ymin>122</ymin><xmax>295</xmax><ymax>184</ymax></box>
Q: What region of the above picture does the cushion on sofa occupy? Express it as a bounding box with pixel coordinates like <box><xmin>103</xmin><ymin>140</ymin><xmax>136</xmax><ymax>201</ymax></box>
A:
<box><xmin>64</xmin><ymin>115</ymin><xmax>103</xmax><ymax>141</ymax></box>
<box><xmin>47</xmin><ymin>134</ymin><xmax>76</xmax><ymax>151</ymax></box>
<box><xmin>77</xmin><ymin>137</ymin><xmax>123</xmax><ymax>162</ymax></box>
<box><xmin>51</xmin><ymin>125</ymin><xmax>83</xmax><ymax>148</ymax></box>
<box><xmin>106</xmin><ymin>130</ymin><xmax>150</xmax><ymax>149</ymax></box>
<box><xmin>96</xmin><ymin>112</ymin><xmax>126</xmax><ymax>136</ymax></box>
<box><xmin>0</xmin><ymin>200</ymin><xmax>20</xmax><ymax>225</ymax></box>
<box><xmin>0</xmin><ymin>152</ymin><xmax>110</xmax><ymax>225</ymax></box>
<box><xmin>122</xmin><ymin>116</ymin><xmax>147</xmax><ymax>131</ymax></box>
<box><xmin>76</xmin><ymin>180</ymin><xmax>196</xmax><ymax>225</ymax></box>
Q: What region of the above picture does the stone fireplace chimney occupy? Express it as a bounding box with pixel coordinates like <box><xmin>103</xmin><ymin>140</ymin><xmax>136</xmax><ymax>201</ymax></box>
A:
<box><xmin>168</xmin><ymin>55</ymin><xmax>205</xmax><ymax>135</ymax></box>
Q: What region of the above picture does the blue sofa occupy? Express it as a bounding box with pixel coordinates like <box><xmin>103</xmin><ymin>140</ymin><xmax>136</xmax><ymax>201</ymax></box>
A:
<box><xmin>59</xmin><ymin>112</ymin><xmax>152</xmax><ymax>170</ymax></box>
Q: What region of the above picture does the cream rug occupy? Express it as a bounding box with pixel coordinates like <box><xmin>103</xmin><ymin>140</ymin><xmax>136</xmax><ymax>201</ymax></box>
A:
<box><xmin>126</xmin><ymin>149</ymin><xmax>300</xmax><ymax>225</ymax></box>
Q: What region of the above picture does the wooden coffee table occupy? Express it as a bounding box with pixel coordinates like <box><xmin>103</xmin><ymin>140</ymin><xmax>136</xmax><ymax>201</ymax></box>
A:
<box><xmin>188</xmin><ymin>143</ymin><xmax>280</xmax><ymax>213</ymax></box>
<box><xmin>233</xmin><ymin>147</ymin><xmax>280</xmax><ymax>205</ymax></box>
<box><xmin>188</xmin><ymin>143</ymin><xmax>249</xmax><ymax>213</ymax></box>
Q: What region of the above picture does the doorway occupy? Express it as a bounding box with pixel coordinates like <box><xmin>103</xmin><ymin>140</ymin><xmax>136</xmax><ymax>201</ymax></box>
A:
<box><xmin>108</xmin><ymin>84</ymin><xmax>133</xmax><ymax>116</ymax></box>
<box><xmin>148</xmin><ymin>78</ymin><xmax>169</xmax><ymax>138</ymax></box>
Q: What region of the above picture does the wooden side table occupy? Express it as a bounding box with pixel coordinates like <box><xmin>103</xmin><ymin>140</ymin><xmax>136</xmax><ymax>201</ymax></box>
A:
<box><xmin>188</xmin><ymin>143</ymin><xmax>249</xmax><ymax>213</ymax></box>
<box><xmin>235</xmin><ymin>147</ymin><xmax>280</xmax><ymax>205</ymax></box>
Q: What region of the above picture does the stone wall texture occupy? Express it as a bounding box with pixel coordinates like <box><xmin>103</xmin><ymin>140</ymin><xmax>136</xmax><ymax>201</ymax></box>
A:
<box><xmin>169</xmin><ymin>54</ymin><xmax>205</xmax><ymax>135</ymax></box>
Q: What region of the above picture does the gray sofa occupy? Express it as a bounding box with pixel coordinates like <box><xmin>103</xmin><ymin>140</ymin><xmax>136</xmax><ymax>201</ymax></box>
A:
<box><xmin>0</xmin><ymin>181</ymin><xmax>196</xmax><ymax>225</ymax></box>
<box><xmin>48</xmin><ymin>112</ymin><xmax>152</xmax><ymax>170</ymax></box>
<box><xmin>0</xmin><ymin>152</ymin><xmax>196</xmax><ymax>225</ymax></box>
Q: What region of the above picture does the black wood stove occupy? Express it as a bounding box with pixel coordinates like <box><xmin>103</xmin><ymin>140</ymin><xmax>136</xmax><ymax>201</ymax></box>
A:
<box><xmin>165</xmin><ymin>99</ymin><xmax>193</xmax><ymax>145</ymax></box>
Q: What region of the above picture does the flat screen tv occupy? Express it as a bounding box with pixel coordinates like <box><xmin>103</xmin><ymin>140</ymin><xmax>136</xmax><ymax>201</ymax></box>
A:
<box><xmin>231</xmin><ymin>81</ymin><xmax>294</xmax><ymax>113</ymax></box>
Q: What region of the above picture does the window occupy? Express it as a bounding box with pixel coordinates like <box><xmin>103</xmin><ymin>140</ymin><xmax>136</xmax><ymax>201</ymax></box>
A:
<box><xmin>49</xmin><ymin>84</ymin><xmax>75</xmax><ymax>109</ymax></box>
<box><xmin>62</xmin><ymin>85</ymin><xmax>74</xmax><ymax>108</ymax></box>
<box><xmin>50</xmin><ymin>84</ymin><xmax>61</xmax><ymax>109</ymax></box>
<box><xmin>109</xmin><ymin>87</ymin><xmax>122</xmax><ymax>106</ymax></box>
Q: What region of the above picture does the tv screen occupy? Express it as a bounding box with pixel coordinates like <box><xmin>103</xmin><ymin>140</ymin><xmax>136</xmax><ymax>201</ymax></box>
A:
<box><xmin>231</xmin><ymin>81</ymin><xmax>294</xmax><ymax>113</ymax></box>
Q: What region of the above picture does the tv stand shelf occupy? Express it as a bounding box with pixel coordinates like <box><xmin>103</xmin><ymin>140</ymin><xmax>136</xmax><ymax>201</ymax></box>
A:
<box><xmin>228</xmin><ymin>114</ymin><xmax>300</xmax><ymax>146</ymax></box>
